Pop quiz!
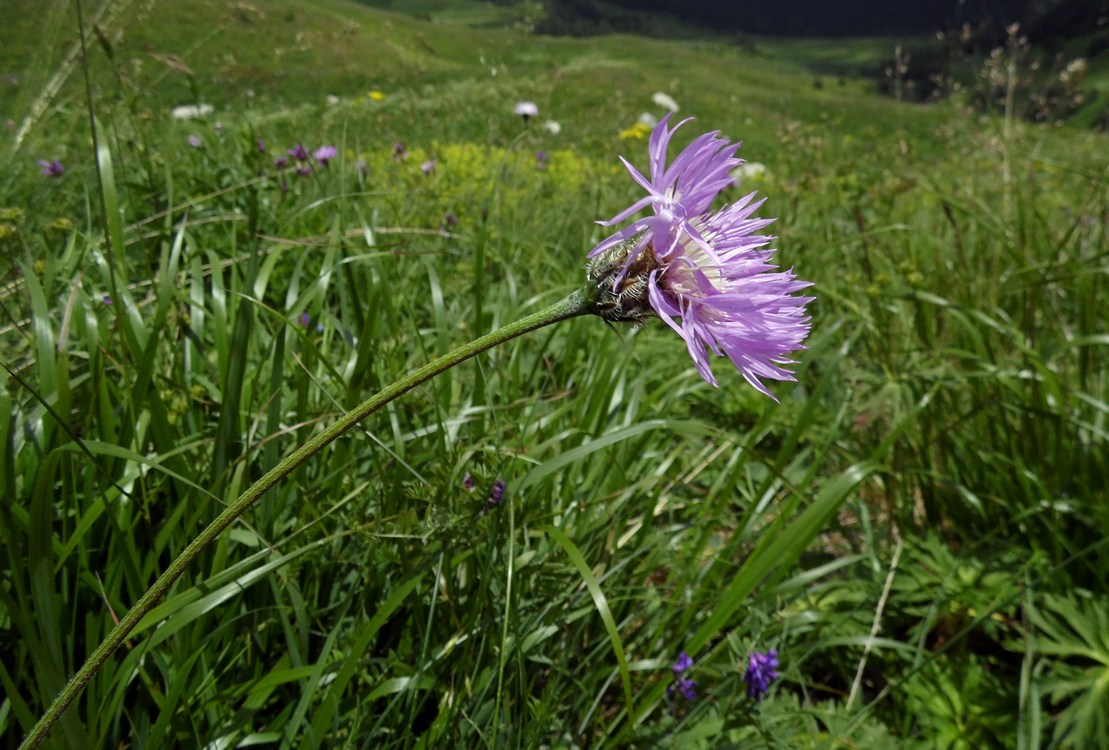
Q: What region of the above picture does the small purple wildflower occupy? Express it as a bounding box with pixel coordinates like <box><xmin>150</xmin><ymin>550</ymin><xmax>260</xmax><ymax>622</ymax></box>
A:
<box><xmin>666</xmin><ymin>651</ymin><xmax>698</xmax><ymax>701</ymax></box>
<box><xmin>274</xmin><ymin>155</ymin><xmax>289</xmax><ymax>170</ymax></box>
<box><xmin>488</xmin><ymin>478</ymin><xmax>506</xmax><ymax>506</ymax></box>
<box><xmin>298</xmin><ymin>312</ymin><xmax>311</xmax><ymax>328</ymax></box>
<box><xmin>514</xmin><ymin>101</ymin><xmax>539</xmax><ymax>121</ymax></box>
<box><xmin>187</xmin><ymin>134</ymin><xmax>202</xmax><ymax>148</ymax></box>
<box><xmin>443</xmin><ymin>212</ymin><xmax>458</xmax><ymax>227</ymax></box>
<box><xmin>102</xmin><ymin>294</ymin><xmax>112</xmax><ymax>305</ymax></box>
<box><xmin>296</xmin><ymin>165</ymin><xmax>312</xmax><ymax>178</ymax></box>
<box><xmin>393</xmin><ymin>142</ymin><xmax>406</xmax><ymax>160</ymax></box>
<box><xmin>536</xmin><ymin>150</ymin><xmax>548</xmax><ymax>169</ymax></box>
<box><xmin>587</xmin><ymin>114</ymin><xmax>813</xmax><ymax>398</ymax></box>
<box><xmin>420</xmin><ymin>160</ymin><xmax>436</xmax><ymax>175</ymax></box>
<box><xmin>38</xmin><ymin>160</ymin><xmax>64</xmax><ymax>177</ymax></box>
<box><xmin>288</xmin><ymin>143</ymin><xmax>309</xmax><ymax>161</ymax></box>
<box><xmin>462</xmin><ymin>473</ymin><xmax>475</xmax><ymax>491</ymax></box>
<box><xmin>314</xmin><ymin>145</ymin><xmax>338</xmax><ymax>166</ymax></box>
<box><xmin>257</xmin><ymin>138</ymin><xmax>266</xmax><ymax>154</ymax></box>
<box><xmin>743</xmin><ymin>649</ymin><xmax>779</xmax><ymax>702</ymax></box>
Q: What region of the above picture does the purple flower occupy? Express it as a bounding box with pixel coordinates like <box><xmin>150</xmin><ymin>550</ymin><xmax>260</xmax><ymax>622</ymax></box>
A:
<box><xmin>586</xmin><ymin>115</ymin><xmax>812</xmax><ymax>398</ymax></box>
<box><xmin>274</xmin><ymin>155</ymin><xmax>289</xmax><ymax>170</ymax></box>
<box><xmin>462</xmin><ymin>473</ymin><xmax>475</xmax><ymax>491</ymax></box>
<box><xmin>102</xmin><ymin>294</ymin><xmax>112</xmax><ymax>305</ymax></box>
<box><xmin>187</xmin><ymin>134</ymin><xmax>202</xmax><ymax>148</ymax></box>
<box><xmin>296</xmin><ymin>165</ymin><xmax>312</xmax><ymax>177</ymax></box>
<box><xmin>514</xmin><ymin>101</ymin><xmax>539</xmax><ymax>121</ymax></box>
<box><xmin>393</xmin><ymin>141</ymin><xmax>406</xmax><ymax>160</ymax></box>
<box><xmin>38</xmin><ymin>160</ymin><xmax>64</xmax><ymax>177</ymax></box>
<box><xmin>443</xmin><ymin>211</ymin><xmax>458</xmax><ymax>227</ymax></box>
<box><xmin>420</xmin><ymin>160</ymin><xmax>436</xmax><ymax>175</ymax></box>
<box><xmin>666</xmin><ymin>651</ymin><xmax>698</xmax><ymax>701</ymax></box>
<box><xmin>488</xmin><ymin>478</ymin><xmax>506</xmax><ymax>506</ymax></box>
<box><xmin>288</xmin><ymin>143</ymin><xmax>309</xmax><ymax>161</ymax></box>
<box><xmin>314</xmin><ymin>145</ymin><xmax>337</xmax><ymax>166</ymax></box>
<box><xmin>743</xmin><ymin>649</ymin><xmax>779</xmax><ymax>701</ymax></box>
<box><xmin>298</xmin><ymin>312</ymin><xmax>311</xmax><ymax>328</ymax></box>
<box><xmin>536</xmin><ymin>150</ymin><xmax>548</xmax><ymax>169</ymax></box>
<box><xmin>257</xmin><ymin>138</ymin><xmax>266</xmax><ymax>154</ymax></box>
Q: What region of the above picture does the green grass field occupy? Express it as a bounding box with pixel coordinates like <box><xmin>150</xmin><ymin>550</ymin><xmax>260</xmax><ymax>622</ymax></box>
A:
<box><xmin>2</xmin><ymin>0</ymin><xmax>1107</xmax><ymax>747</ymax></box>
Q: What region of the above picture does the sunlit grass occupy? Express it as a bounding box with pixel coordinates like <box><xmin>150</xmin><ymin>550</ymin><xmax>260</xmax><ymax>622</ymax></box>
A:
<box><xmin>1</xmin><ymin>1</ymin><xmax>1107</xmax><ymax>747</ymax></box>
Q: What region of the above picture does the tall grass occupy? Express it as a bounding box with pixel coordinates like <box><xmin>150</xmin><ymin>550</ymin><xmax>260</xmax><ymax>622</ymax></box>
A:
<box><xmin>1</xmin><ymin>1</ymin><xmax>1106</xmax><ymax>747</ymax></box>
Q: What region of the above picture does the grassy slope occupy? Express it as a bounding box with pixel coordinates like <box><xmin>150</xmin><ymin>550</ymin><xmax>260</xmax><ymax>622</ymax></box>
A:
<box><xmin>1</xmin><ymin>1</ymin><xmax>1107</xmax><ymax>749</ymax></box>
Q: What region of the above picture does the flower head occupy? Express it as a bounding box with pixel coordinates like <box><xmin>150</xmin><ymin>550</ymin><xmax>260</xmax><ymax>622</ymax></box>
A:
<box><xmin>295</xmin><ymin>165</ymin><xmax>312</xmax><ymax>178</ymax></box>
<box><xmin>420</xmin><ymin>160</ymin><xmax>436</xmax><ymax>175</ymax></box>
<box><xmin>743</xmin><ymin>649</ymin><xmax>780</xmax><ymax>701</ymax></box>
<box><xmin>514</xmin><ymin>101</ymin><xmax>539</xmax><ymax>120</ymax></box>
<box><xmin>288</xmin><ymin>143</ymin><xmax>309</xmax><ymax>161</ymax></box>
<box><xmin>393</xmin><ymin>142</ymin><xmax>406</xmax><ymax>160</ymax></box>
<box><xmin>666</xmin><ymin>651</ymin><xmax>698</xmax><ymax>702</ymax></box>
<box><xmin>488</xmin><ymin>478</ymin><xmax>506</xmax><ymax>506</ymax></box>
<box><xmin>274</xmin><ymin>155</ymin><xmax>289</xmax><ymax>170</ymax></box>
<box><xmin>38</xmin><ymin>160</ymin><xmax>64</xmax><ymax>177</ymax></box>
<box><xmin>587</xmin><ymin>115</ymin><xmax>812</xmax><ymax>398</ymax></box>
<box><xmin>314</xmin><ymin>145</ymin><xmax>337</xmax><ymax>166</ymax></box>
<box><xmin>652</xmin><ymin>91</ymin><xmax>680</xmax><ymax>112</ymax></box>
<box><xmin>187</xmin><ymin>134</ymin><xmax>202</xmax><ymax>148</ymax></box>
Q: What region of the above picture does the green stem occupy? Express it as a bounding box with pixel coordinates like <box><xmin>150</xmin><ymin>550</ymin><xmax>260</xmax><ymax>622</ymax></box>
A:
<box><xmin>21</xmin><ymin>290</ymin><xmax>590</xmax><ymax>750</ymax></box>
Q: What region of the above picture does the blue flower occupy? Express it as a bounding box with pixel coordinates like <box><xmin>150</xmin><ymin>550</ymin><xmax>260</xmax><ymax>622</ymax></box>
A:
<box><xmin>743</xmin><ymin>649</ymin><xmax>780</xmax><ymax>701</ymax></box>
<box><xmin>667</xmin><ymin>651</ymin><xmax>698</xmax><ymax>702</ymax></box>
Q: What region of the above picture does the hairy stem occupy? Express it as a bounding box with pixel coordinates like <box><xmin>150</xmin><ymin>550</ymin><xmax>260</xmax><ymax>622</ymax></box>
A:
<box><xmin>21</xmin><ymin>290</ymin><xmax>590</xmax><ymax>749</ymax></box>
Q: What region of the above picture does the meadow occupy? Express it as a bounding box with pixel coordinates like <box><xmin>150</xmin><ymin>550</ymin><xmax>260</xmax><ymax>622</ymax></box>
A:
<box><xmin>1</xmin><ymin>0</ymin><xmax>1107</xmax><ymax>747</ymax></box>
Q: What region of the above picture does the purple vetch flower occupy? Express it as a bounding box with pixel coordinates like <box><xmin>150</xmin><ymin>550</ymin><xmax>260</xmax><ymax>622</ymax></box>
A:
<box><xmin>102</xmin><ymin>294</ymin><xmax>112</xmax><ymax>305</ymax></box>
<box><xmin>586</xmin><ymin>114</ymin><xmax>813</xmax><ymax>398</ymax></box>
<box><xmin>38</xmin><ymin>160</ymin><xmax>64</xmax><ymax>177</ymax></box>
<box><xmin>666</xmin><ymin>651</ymin><xmax>698</xmax><ymax>701</ymax></box>
<box><xmin>461</xmin><ymin>473</ymin><xmax>475</xmax><ymax>491</ymax></box>
<box><xmin>514</xmin><ymin>101</ymin><xmax>539</xmax><ymax>121</ymax></box>
<box><xmin>488</xmin><ymin>478</ymin><xmax>506</xmax><ymax>506</ymax></box>
<box><xmin>314</xmin><ymin>145</ymin><xmax>337</xmax><ymax>166</ymax></box>
<box><xmin>743</xmin><ymin>649</ymin><xmax>780</xmax><ymax>702</ymax></box>
<box><xmin>296</xmin><ymin>165</ymin><xmax>312</xmax><ymax>178</ymax></box>
<box><xmin>274</xmin><ymin>155</ymin><xmax>289</xmax><ymax>170</ymax></box>
<box><xmin>187</xmin><ymin>134</ymin><xmax>202</xmax><ymax>148</ymax></box>
<box><xmin>288</xmin><ymin>143</ymin><xmax>309</xmax><ymax>161</ymax></box>
<box><xmin>298</xmin><ymin>312</ymin><xmax>311</xmax><ymax>328</ymax></box>
<box><xmin>420</xmin><ymin>160</ymin><xmax>436</xmax><ymax>175</ymax></box>
<box><xmin>392</xmin><ymin>141</ymin><xmax>406</xmax><ymax>160</ymax></box>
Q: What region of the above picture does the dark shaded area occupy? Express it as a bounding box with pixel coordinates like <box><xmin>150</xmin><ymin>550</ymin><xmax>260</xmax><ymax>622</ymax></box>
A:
<box><xmin>536</xmin><ymin>0</ymin><xmax>1105</xmax><ymax>39</ymax></box>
